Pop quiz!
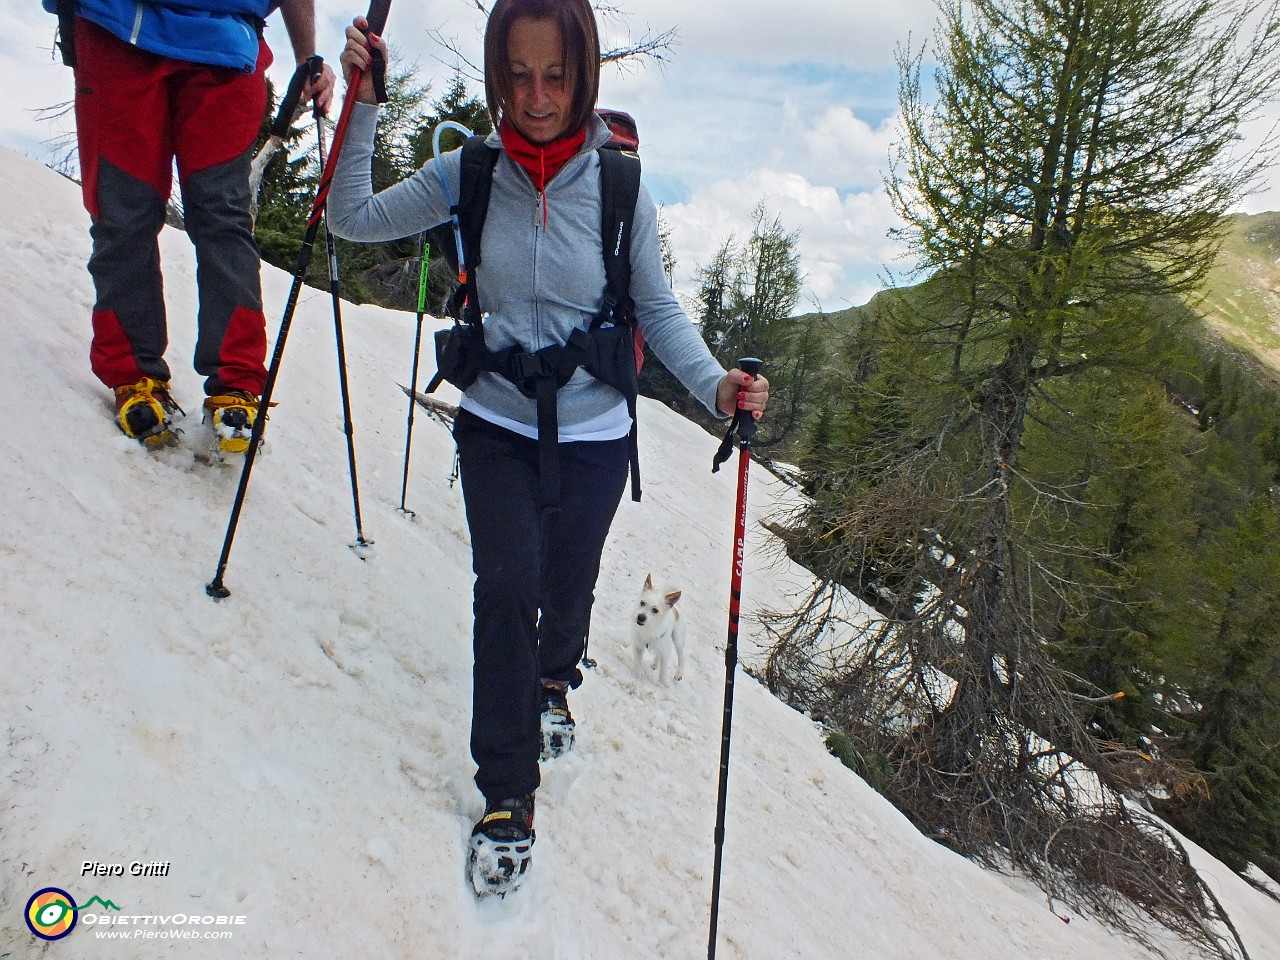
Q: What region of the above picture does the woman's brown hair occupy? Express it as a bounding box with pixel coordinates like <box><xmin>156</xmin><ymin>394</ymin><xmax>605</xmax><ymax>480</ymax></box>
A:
<box><xmin>484</xmin><ymin>0</ymin><xmax>601</xmax><ymax>138</ymax></box>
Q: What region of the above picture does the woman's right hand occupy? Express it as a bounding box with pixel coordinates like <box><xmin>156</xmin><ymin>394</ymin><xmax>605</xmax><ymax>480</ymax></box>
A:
<box><xmin>340</xmin><ymin>18</ymin><xmax>389</xmax><ymax>104</ymax></box>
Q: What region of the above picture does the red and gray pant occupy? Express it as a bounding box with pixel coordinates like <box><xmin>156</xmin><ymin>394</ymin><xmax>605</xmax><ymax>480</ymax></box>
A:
<box><xmin>74</xmin><ymin>17</ymin><xmax>271</xmax><ymax>396</ymax></box>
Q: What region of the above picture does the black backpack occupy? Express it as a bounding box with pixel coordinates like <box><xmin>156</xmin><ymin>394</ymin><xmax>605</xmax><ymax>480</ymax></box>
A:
<box><xmin>426</xmin><ymin>110</ymin><xmax>645</xmax><ymax>510</ymax></box>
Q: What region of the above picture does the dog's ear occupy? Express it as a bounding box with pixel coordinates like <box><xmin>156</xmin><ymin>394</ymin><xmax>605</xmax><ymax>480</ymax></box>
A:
<box><xmin>644</xmin><ymin>572</ymin><xmax>654</xmax><ymax>590</ymax></box>
<box><xmin>664</xmin><ymin>589</ymin><xmax>682</xmax><ymax>607</ymax></box>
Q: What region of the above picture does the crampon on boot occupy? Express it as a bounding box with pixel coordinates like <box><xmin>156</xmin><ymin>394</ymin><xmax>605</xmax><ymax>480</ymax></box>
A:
<box><xmin>114</xmin><ymin>378</ymin><xmax>184</xmax><ymax>446</ymax></box>
<box><xmin>203</xmin><ymin>390</ymin><xmax>263</xmax><ymax>454</ymax></box>
<box><xmin>467</xmin><ymin>794</ymin><xmax>535</xmax><ymax>897</ymax></box>
<box><xmin>539</xmin><ymin>680</ymin><xmax>575</xmax><ymax>761</ymax></box>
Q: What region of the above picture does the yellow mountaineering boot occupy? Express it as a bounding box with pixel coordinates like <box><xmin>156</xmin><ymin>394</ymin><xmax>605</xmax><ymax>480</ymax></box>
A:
<box><xmin>114</xmin><ymin>378</ymin><xmax>183</xmax><ymax>445</ymax></box>
<box><xmin>203</xmin><ymin>390</ymin><xmax>262</xmax><ymax>454</ymax></box>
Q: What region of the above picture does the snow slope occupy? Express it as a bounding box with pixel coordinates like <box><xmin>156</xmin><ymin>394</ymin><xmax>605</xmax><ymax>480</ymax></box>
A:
<box><xmin>1</xmin><ymin>147</ymin><xmax>1277</xmax><ymax>960</ymax></box>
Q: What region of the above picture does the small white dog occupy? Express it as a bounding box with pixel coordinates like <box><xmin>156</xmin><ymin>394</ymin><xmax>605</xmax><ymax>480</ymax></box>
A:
<box><xmin>631</xmin><ymin>573</ymin><xmax>685</xmax><ymax>684</ymax></box>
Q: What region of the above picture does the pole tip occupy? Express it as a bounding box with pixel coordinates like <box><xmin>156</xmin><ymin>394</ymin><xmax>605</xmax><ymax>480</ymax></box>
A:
<box><xmin>205</xmin><ymin>580</ymin><xmax>230</xmax><ymax>600</ymax></box>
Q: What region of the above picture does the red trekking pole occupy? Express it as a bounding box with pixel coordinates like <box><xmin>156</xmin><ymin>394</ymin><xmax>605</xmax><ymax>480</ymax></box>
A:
<box><xmin>707</xmin><ymin>357</ymin><xmax>762</xmax><ymax>960</ymax></box>
<box><xmin>207</xmin><ymin>0</ymin><xmax>392</xmax><ymax>600</ymax></box>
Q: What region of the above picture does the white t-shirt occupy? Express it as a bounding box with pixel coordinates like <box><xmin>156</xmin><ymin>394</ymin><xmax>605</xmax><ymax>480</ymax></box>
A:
<box><xmin>460</xmin><ymin>396</ymin><xmax>632</xmax><ymax>442</ymax></box>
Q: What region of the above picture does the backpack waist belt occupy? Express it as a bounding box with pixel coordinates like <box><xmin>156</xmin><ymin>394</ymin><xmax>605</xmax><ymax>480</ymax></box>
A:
<box><xmin>427</xmin><ymin>320</ymin><xmax>641</xmax><ymax>510</ymax></box>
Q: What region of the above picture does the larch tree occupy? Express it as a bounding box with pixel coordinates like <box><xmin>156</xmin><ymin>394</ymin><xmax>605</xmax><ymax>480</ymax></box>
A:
<box><xmin>765</xmin><ymin>0</ymin><xmax>1280</xmax><ymax>954</ymax></box>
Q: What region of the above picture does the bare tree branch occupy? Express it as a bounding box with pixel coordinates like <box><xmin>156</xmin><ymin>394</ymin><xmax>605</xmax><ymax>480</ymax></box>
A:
<box><xmin>430</xmin><ymin>0</ymin><xmax>678</xmax><ymax>85</ymax></box>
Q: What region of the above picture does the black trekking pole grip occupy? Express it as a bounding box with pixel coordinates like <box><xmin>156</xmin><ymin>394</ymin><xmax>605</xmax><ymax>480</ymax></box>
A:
<box><xmin>733</xmin><ymin>356</ymin><xmax>762</xmax><ymax>447</ymax></box>
<box><xmin>363</xmin><ymin>0</ymin><xmax>391</xmax><ymax>35</ymax></box>
<box><xmin>305</xmin><ymin>55</ymin><xmax>326</xmax><ymax>119</ymax></box>
<box><xmin>707</xmin><ymin>358</ymin><xmax>761</xmax><ymax>959</ymax></box>
<box><xmin>270</xmin><ymin>60</ymin><xmax>312</xmax><ymax>139</ymax></box>
<box><xmin>711</xmin><ymin>357</ymin><xmax>764</xmax><ymax>472</ymax></box>
<box><xmin>360</xmin><ymin>0</ymin><xmax>391</xmax><ymax>103</ymax></box>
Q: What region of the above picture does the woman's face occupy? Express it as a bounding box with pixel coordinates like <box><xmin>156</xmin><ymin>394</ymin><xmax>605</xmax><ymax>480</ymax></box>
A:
<box><xmin>505</xmin><ymin>17</ymin><xmax>573</xmax><ymax>144</ymax></box>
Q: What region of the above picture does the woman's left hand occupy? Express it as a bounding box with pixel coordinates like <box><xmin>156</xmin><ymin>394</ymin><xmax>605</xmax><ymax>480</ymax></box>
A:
<box><xmin>340</xmin><ymin>19</ymin><xmax>390</xmax><ymax>104</ymax></box>
<box><xmin>716</xmin><ymin>368</ymin><xmax>770</xmax><ymax>419</ymax></box>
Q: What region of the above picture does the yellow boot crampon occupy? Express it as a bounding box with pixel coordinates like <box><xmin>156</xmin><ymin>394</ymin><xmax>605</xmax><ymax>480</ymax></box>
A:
<box><xmin>203</xmin><ymin>390</ymin><xmax>262</xmax><ymax>454</ymax></box>
<box><xmin>114</xmin><ymin>378</ymin><xmax>182</xmax><ymax>445</ymax></box>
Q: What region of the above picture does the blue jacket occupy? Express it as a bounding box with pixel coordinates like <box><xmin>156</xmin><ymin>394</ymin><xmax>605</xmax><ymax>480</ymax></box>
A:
<box><xmin>44</xmin><ymin>0</ymin><xmax>273</xmax><ymax>72</ymax></box>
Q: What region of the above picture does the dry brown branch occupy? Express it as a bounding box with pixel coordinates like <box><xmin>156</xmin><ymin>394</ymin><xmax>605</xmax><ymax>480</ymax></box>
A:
<box><xmin>35</xmin><ymin>101</ymin><xmax>78</xmax><ymax>177</ymax></box>
<box><xmin>431</xmin><ymin>1</ymin><xmax>677</xmax><ymax>83</ymax></box>
<box><xmin>401</xmin><ymin>384</ymin><xmax>457</xmax><ymax>427</ymax></box>
<box><xmin>763</xmin><ymin>573</ymin><xmax>1249</xmax><ymax>960</ymax></box>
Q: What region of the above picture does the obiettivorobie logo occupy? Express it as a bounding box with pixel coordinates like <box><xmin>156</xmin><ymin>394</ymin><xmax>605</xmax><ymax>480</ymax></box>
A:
<box><xmin>25</xmin><ymin>885</ymin><xmax>248</xmax><ymax>943</ymax></box>
<box><xmin>25</xmin><ymin>888</ymin><xmax>121</xmax><ymax>941</ymax></box>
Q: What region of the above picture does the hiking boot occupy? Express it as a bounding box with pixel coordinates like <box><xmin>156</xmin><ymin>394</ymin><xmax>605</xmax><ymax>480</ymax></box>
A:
<box><xmin>203</xmin><ymin>390</ymin><xmax>261</xmax><ymax>454</ymax></box>
<box><xmin>114</xmin><ymin>378</ymin><xmax>183</xmax><ymax>445</ymax></box>
<box><xmin>467</xmin><ymin>794</ymin><xmax>535</xmax><ymax>897</ymax></box>
<box><xmin>539</xmin><ymin>680</ymin><xmax>575</xmax><ymax>761</ymax></box>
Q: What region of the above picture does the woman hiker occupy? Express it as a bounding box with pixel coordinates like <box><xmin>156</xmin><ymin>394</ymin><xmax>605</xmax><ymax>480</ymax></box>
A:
<box><xmin>331</xmin><ymin>0</ymin><xmax>769</xmax><ymax>896</ymax></box>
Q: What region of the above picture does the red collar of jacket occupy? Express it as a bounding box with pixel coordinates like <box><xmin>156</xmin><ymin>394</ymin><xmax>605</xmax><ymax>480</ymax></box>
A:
<box><xmin>498</xmin><ymin>119</ymin><xmax>588</xmax><ymax>194</ymax></box>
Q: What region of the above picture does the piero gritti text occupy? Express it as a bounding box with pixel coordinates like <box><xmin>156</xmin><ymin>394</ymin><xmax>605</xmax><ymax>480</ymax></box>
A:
<box><xmin>82</xmin><ymin>860</ymin><xmax>171</xmax><ymax>877</ymax></box>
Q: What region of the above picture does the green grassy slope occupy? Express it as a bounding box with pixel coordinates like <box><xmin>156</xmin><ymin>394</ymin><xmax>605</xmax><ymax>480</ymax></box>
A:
<box><xmin>1197</xmin><ymin>211</ymin><xmax>1280</xmax><ymax>367</ymax></box>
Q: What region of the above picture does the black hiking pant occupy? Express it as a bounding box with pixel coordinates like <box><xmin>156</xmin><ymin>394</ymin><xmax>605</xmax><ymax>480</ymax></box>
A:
<box><xmin>455</xmin><ymin>409</ymin><xmax>629</xmax><ymax>802</ymax></box>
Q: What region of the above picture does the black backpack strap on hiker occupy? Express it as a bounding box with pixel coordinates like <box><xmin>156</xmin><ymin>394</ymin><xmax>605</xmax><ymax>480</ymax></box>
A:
<box><xmin>55</xmin><ymin>0</ymin><xmax>78</xmax><ymax>67</ymax></box>
<box><xmin>595</xmin><ymin>146</ymin><xmax>643</xmax><ymax>503</ymax></box>
<box><xmin>597</xmin><ymin>146</ymin><xmax>640</xmax><ymax>327</ymax></box>
<box><xmin>424</xmin><ymin>136</ymin><xmax>500</xmax><ymax>395</ymax></box>
<box><xmin>450</xmin><ymin>136</ymin><xmax>502</xmax><ymax>327</ymax></box>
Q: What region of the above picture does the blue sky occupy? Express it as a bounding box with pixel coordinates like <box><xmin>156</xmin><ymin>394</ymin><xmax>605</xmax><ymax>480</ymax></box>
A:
<box><xmin>6</xmin><ymin>0</ymin><xmax>1279</xmax><ymax>312</ymax></box>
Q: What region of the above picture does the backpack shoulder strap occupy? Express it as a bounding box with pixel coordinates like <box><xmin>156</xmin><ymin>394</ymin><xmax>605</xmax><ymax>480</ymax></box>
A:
<box><xmin>597</xmin><ymin>147</ymin><xmax>642</xmax><ymax>324</ymax></box>
<box><xmin>55</xmin><ymin>0</ymin><xmax>78</xmax><ymax>67</ymax></box>
<box><xmin>452</xmin><ymin>136</ymin><xmax>501</xmax><ymax>276</ymax></box>
<box><xmin>440</xmin><ymin>136</ymin><xmax>501</xmax><ymax>324</ymax></box>
<box><xmin>596</xmin><ymin>146</ymin><xmax>644</xmax><ymax>503</ymax></box>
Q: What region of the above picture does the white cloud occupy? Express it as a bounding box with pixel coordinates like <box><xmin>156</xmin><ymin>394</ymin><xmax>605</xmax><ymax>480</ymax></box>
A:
<box><xmin>662</xmin><ymin>166</ymin><xmax>904</xmax><ymax>312</ymax></box>
<box><xmin>787</xmin><ymin>104</ymin><xmax>900</xmax><ymax>192</ymax></box>
<box><xmin>597</xmin><ymin>0</ymin><xmax>940</xmax><ymax>70</ymax></box>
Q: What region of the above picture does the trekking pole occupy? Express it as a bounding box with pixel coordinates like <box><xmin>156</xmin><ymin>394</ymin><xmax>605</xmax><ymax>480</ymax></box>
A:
<box><xmin>397</xmin><ymin>231</ymin><xmax>431</xmax><ymax>518</ymax></box>
<box><xmin>206</xmin><ymin>0</ymin><xmax>393</xmax><ymax>600</ymax></box>
<box><xmin>395</xmin><ymin>119</ymin><xmax>472</xmax><ymax>516</ymax></box>
<box><xmin>706</xmin><ymin>357</ymin><xmax>763</xmax><ymax>960</ymax></box>
<box><xmin>315</xmin><ymin>83</ymin><xmax>373</xmax><ymax>555</ymax></box>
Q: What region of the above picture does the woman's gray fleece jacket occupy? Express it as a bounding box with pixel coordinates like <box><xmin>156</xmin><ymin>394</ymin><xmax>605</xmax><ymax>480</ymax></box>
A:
<box><xmin>327</xmin><ymin>105</ymin><xmax>728</xmax><ymax>432</ymax></box>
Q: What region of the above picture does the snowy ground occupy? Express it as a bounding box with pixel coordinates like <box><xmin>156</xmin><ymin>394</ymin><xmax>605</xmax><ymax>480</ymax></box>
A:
<box><xmin>1</xmin><ymin>147</ymin><xmax>1278</xmax><ymax>959</ymax></box>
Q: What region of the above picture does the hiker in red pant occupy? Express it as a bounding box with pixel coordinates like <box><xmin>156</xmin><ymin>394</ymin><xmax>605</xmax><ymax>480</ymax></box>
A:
<box><xmin>46</xmin><ymin>0</ymin><xmax>334</xmax><ymax>450</ymax></box>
